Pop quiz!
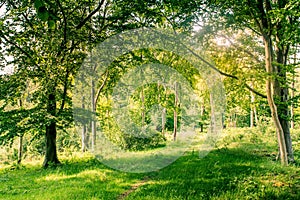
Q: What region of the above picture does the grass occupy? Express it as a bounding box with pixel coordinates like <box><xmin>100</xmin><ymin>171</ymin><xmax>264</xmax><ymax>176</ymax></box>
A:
<box><xmin>0</xmin><ymin>127</ymin><xmax>299</xmax><ymax>200</ymax></box>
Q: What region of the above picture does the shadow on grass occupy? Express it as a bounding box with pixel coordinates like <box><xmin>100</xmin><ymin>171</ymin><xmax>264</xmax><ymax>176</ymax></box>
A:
<box><xmin>0</xmin><ymin>157</ymin><xmax>143</xmax><ymax>200</ymax></box>
<box><xmin>1</xmin><ymin>146</ymin><xmax>299</xmax><ymax>200</ymax></box>
<box><xmin>125</xmin><ymin>148</ymin><xmax>300</xmax><ymax>200</ymax></box>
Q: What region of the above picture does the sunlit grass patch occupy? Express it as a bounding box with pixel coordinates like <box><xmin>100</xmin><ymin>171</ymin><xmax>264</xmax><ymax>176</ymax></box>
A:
<box><xmin>0</xmin><ymin>128</ymin><xmax>299</xmax><ymax>200</ymax></box>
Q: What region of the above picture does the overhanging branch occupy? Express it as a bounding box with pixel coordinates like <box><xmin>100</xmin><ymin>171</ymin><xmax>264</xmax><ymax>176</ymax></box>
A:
<box><xmin>183</xmin><ymin>43</ymin><xmax>267</xmax><ymax>98</ymax></box>
<box><xmin>76</xmin><ymin>0</ymin><xmax>106</xmax><ymax>29</ymax></box>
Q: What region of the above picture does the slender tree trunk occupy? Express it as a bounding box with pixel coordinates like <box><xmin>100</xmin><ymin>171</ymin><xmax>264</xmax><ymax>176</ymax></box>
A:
<box><xmin>43</xmin><ymin>92</ymin><xmax>60</xmax><ymax>167</ymax></box>
<box><xmin>173</xmin><ymin>82</ymin><xmax>178</xmax><ymax>141</ymax></box>
<box><xmin>200</xmin><ymin>104</ymin><xmax>205</xmax><ymax>132</ymax></box>
<box><xmin>250</xmin><ymin>82</ymin><xmax>256</xmax><ymax>127</ymax></box>
<box><xmin>17</xmin><ymin>135</ymin><xmax>23</xmax><ymax>164</ymax></box>
<box><xmin>91</xmin><ymin>79</ymin><xmax>96</xmax><ymax>152</ymax></box>
<box><xmin>161</xmin><ymin>84</ymin><xmax>166</xmax><ymax>135</ymax></box>
<box><xmin>141</xmin><ymin>86</ymin><xmax>145</xmax><ymax>127</ymax></box>
<box><xmin>162</xmin><ymin>108</ymin><xmax>166</xmax><ymax>135</ymax></box>
<box><xmin>17</xmin><ymin>99</ymin><xmax>23</xmax><ymax>164</ymax></box>
<box><xmin>250</xmin><ymin>107</ymin><xmax>254</xmax><ymax>128</ymax></box>
<box><xmin>263</xmin><ymin>35</ymin><xmax>288</xmax><ymax>165</ymax></box>
<box><xmin>290</xmin><ymin>77</ymin><xmax>295</xmax><ymax>129</ymax></box>
<box><xmin>81</xmin><ymin>125</ymin><xmax>87</xmax><ymax>152</ymax></box>
<box><xmin>254</xmin><ymin>106</ymin><xmax>258</xmax><ymax>126</ymax></box>
<box><xmin>81</xmin><ymin>96</ymin><xmax>87</xmax><ymax>152</ymax></box>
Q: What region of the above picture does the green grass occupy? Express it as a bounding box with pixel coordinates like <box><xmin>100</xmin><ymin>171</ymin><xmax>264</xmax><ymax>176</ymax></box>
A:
<box><xmin>0</xmin><ymin>128</ymin><xmax>299</xmax><ymax>200</ymax></box>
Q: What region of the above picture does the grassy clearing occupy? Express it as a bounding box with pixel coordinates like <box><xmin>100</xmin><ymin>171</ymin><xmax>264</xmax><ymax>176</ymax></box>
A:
<box><xmin>0</xmin><ymin>128</ymin><xmax>299</xmax><ymax>200</ymax></box>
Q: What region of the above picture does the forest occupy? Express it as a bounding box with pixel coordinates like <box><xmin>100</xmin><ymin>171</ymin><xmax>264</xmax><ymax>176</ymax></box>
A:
<box><xmin>0</xmin><ymin>0</ymin><xmax>300</xmax><ymax>199</ymax></box>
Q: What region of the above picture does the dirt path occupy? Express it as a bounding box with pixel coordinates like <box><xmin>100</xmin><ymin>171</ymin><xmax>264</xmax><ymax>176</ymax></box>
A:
<box><xmin>117</xmin><ymin>176</ymin><xmax>150</xmax><ymax>199</ymax></box>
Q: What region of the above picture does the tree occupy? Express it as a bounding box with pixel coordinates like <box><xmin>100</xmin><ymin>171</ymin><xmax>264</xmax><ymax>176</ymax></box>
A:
<box><xmin>0</xmin><ymin>0</ymin><xmax>155</xmax><ymax>167</ymax></box>
<box><xmin>203</xmin><ymin>0</ymin><xmax>300</xmax><ymax>164</ymax></box>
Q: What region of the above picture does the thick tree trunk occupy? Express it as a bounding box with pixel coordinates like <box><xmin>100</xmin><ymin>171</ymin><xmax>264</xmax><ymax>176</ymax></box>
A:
<box><xmin>263</xmin><ymin>36</ymin><xmax>288</xmax><ymax>165</ymax></box>
<box><xmin>274</xmin><ymin>42</ymin><xmax>294</xmax><ymax>162</ymax></box>
<box><xmin>43</xmin><ymin>92</ymin><xmax>60</xmax><ymax>168</ymax></box>
<box><xmin>43</xmin><ymin>121</ymin><xmax>60</xmax><ymax>167</ymax></box>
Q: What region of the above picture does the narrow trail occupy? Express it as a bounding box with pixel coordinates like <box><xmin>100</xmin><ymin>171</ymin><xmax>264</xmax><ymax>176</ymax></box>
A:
<box><xmin>117</xmin><ymin>176</ymin><xmax>150</xmax><ymax>199</ymax></box>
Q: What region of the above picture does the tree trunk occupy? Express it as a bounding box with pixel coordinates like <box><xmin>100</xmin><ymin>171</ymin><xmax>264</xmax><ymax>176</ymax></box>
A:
<box><xmin>141</xmin><ymin>86</ymin><xmax>145</xmax><ymax>127</ymax></box>
<box><xmin>81</xmin><ymin>125</ymin><xmax>87</xmax><ymax>152</ymax></box>
<box><xmin>263</xmin><ymin>35</ymin><xmax>288</xmax><ymax>165</ymax></box>
<box><xmin>200</xmin><ymin>104</ymin><xmax>205</xmax><ymax>132</ymax></box>
<box><xmin>17</xmin><ymin>99</ymin><xmax>23</xmax><ymax>164</ymax></box>
<box><xmin>161</xmin><ymin>84</ymin><xmax>166</xmax><ymax>135</ymax></box>
<box><xmin>91</xmin><ymin>79</ymin><xmax>96</xmax><ymax>152</ymax></box>
<box><xmin>43</xmin><ymin>92</ymin><xmax>60</xmax><ymax>168</ymax></box>
<box><xmin>290</xmin><ymin>48</ymin><xmax>297</xmax><ymax>129</ymax></box>
<box><xmin>173</xmin><ymin>82</ymin><xmax>178</xmax><ymax>141</ymax></box>
<box><xmin>81</xmin><ymin>96</ymin><xmax>87</xmax><ymax>152</ymax></box>
<box><xmin>290</xmin><ymin>76</ymin><xmax>295</xmax><ymax>129</ymax></box>
<box><xmin>162</xmin><ymin>107</ymin><xmax>166</xmax><ymax>136</ymax></box>
<box><xmin>250</xmin><ymin>86</ymin><xmax>255</xmax><ymax>127</ymax></box>
<box><xmin>274</xmin><ymin>41</ymin><xmax>294</xmax><ymax>162</ymax></box>
<box><xmin>17</xmin><ymin>135</ymin><xmax>23</xmax><ymax>164</ymax></box>
<box><xmin>254</xmin><ymin>106</ymin><xmax>258</xmax><ymax>126</ymax></box>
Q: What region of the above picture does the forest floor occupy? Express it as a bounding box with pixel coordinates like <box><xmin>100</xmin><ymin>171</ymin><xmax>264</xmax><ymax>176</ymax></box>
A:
<box><xmin>0</xmin><ymin>127</ymin><xmax>300</xmax><ymax>200</ymax></box>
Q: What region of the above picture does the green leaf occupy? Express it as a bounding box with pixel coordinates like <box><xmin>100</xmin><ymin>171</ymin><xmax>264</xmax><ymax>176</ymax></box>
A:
<box><xmin>48</xmin><ymin>20</ymin><xmax>55</xmax><ymax>30</ymax></box>
<box><xmin>38</xmin><ymin>6</ymin><xmax>49</xmax><ymax>21</ymax></box>
<box><xmin>34</xmin><ymin>0</ymin><xmax>44</xmax><ymax>9</ymax></box>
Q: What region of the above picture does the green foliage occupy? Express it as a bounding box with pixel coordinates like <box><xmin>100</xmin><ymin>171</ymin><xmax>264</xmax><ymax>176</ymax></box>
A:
<box><xmin>97</xmin><ymin>97</ymin><xmax>166</xmax><ymax>151</ymax></box>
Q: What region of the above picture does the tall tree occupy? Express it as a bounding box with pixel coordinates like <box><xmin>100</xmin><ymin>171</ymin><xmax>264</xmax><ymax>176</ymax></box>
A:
<box><xmin>204</xmin><ymin>0</ymin><xmax>300</xmax><ymax>164</ymax></box>
<box><xmin>0</xmin><ymin>0</ymin><xmax>149</xmax><ymax>167</ymax></box>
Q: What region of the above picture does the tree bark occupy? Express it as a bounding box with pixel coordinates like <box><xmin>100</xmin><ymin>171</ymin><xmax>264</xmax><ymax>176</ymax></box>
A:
<box><xmin>43</xmin><ymin>92</ymin><xmax>60</xmax><ymax>168</ymax></box>
<box><xmin>141</xmin><ymin>86</ymin><xmax>145</xmax><ymax>127</ymax></box>
<box><xmin>17</xmin><ymin>99</ymin><xmax>23</xmax><ymax>164</ymax></box>
<box><xmin>161</xmin><ymin>84</ymin><xmax>166</xmax><ymax>135</ymax></box>
<box><xmin>162</xmin><ymin>107</ymin><xmax>166</xmax><ymax>136</ymax></box>
<box><xmin>173</xmin><ymin>82</ymin><xmax>178</xmax><ymax>141</ymax></box>
<box><xmin>250</xmin><ymin>91</ymin><xmax>255</xmax><ymax>128</ymax></box>
<box><xmin>17</xmin><ymin>135</ymin><xmax>23</xmax><ymax>164</ymax></box>
<box><xmin>263</xmin><ymin>35</ymin><xmax>288</xmax><ymax>165</ymax></box>
<box><xmin>81</xmin><ymin>96</ymin><xmax>87</xmax><ymax>152</ymax></box>
<box><xmin>200</xmin><ymin>104</ymin><xmax>205</xmax><ymax>132</ymax></box>
<box><xmin>290</xmin><ymin>48</ymin><xmax>297</xmax><ymax>129</ymax></box>
<box><xmin>274</xmin><ymin>40</ymin><xmax>294</xmax><ymax>162</ymax></box>
<box><xmin>91</xmin><ymin>79</ymin><xmax>96</xmax><ymax>152</ymax></box>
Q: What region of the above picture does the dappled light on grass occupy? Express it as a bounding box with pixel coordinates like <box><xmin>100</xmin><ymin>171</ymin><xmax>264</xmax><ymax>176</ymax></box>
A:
<box><xmin>0</xmin><ymin>128</ymin><xmax>299</xmax><ymax>199</ymax></box>
<box><xmin>95</xmin><ymin>131</ymin><xmax>213</xmax><ymax>173</ymax></box>
<box><xmin>38</xmin><ymin>169</ymin><xmax>109</xmax><ymax>182</ymax></box>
